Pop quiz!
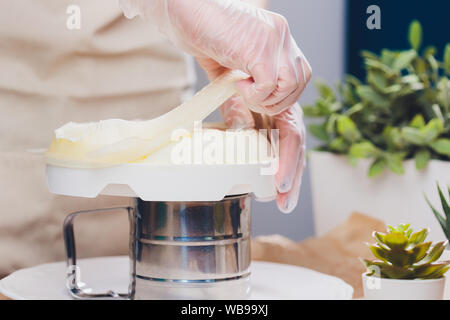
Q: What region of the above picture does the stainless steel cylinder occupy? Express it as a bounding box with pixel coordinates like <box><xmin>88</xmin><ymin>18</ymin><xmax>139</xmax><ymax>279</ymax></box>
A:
<box><xmin>63</xmin><ymin>194</ymin><xmax>251</xmax><ymax>300</ymax></box>
<box><xmin>129</xmin><ymin>194</ymin><xmax>251</xmax><ymax>299</ymax></box>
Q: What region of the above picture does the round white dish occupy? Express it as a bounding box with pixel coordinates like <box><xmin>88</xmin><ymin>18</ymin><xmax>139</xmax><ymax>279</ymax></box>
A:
<box><xmin>0</xmin><ymin>256</ymin><xmax>353</xmax><ymax>300</ymax></box>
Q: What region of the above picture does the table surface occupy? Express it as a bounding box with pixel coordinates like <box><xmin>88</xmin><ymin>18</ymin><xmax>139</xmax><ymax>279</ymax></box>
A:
<box><xmin>0</xmin><ymin>294</ymin><xmax>10</xmax><ymax>300</ymax></box>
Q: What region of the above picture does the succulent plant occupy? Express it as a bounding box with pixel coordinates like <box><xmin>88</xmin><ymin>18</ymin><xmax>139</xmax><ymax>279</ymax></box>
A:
<box><xmin>362</xmin><ymin>224</ymin><xmax>450</xmax><ymax>279</ymax></box>
<box><xmin>304</xmin><ymin>20</ymin><xmax>450</xmax><ymax>178</ymax></box>
<box><xmin>425</xmin><ymin>183</ymin><xmax>450</xmax><ymax>242</ymax></box>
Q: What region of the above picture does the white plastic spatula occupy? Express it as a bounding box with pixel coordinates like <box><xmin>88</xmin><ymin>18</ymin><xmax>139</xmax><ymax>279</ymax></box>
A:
<box><xmin>46</xmin><ymin>70</ymin><xmax>249</xmax><ymax>168</ymax></box>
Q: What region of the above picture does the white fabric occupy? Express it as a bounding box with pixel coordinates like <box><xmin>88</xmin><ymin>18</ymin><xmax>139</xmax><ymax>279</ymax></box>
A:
<box><xmin>0</xmin><ymin>0</ymin><xmax>193</xmax><ymax>276</ymax></box>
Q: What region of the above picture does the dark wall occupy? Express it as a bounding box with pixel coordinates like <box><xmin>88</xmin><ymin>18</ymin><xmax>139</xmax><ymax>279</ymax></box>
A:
<box><xmin>346</xmin><ymin>0</ymin><xmax>450</xmax><ymax>79</ymax></box>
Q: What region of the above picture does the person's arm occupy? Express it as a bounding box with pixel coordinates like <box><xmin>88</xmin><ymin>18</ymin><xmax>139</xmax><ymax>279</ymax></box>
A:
<box><xmin>119</xmin><ymin>0</ymin><xmax>311</xmax><ymax>213</ymax></box>
<box><xmin>119</xmin><ymin>0</ymin><xmax>310</xmax><ymax>116</ymax></box>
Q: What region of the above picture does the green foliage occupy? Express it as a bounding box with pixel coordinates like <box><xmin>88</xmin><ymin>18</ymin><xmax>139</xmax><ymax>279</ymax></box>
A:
<box><xmin>362</xmin><ymin>224</ymin><xmax>450</xmax><ymax>279</ymax></box>
<box><xmin>425</xmin><ymin>183</ymin><xmax>450</xmax><ymax>242</ymax></box>
<box><xmin>305</xmin><ymin>21</ymin><xmax>450</xmax><ymax>178</ymax></box>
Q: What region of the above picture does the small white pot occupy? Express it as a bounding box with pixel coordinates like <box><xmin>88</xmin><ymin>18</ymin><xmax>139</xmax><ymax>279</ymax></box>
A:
<box><xmin>441</xmin><ymin>249</ymin><xmax>450</xmax><ymax>299</ymax></box>
<box><xmin>362</xmin><ymin>273</ymin><xmax>446</xmax><ymax>300</ymax></box>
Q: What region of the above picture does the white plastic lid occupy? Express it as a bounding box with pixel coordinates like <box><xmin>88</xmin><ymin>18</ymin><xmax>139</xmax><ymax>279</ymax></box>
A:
<box><xmin>46</xmin><ymin>162</ymin><xmax>277</xmax><ymax>201</ymax></box>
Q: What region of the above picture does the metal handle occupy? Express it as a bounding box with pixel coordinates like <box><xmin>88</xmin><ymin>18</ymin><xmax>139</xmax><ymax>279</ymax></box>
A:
<box><xmin>63</xmin><ymin>206</ymin><xmax>133</xmax><ymax>299</ymax></box>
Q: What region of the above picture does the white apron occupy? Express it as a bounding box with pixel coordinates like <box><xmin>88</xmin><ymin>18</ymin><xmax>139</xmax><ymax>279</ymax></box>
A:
<box><xmin>0</xmin><ymin>0</ymin><xmax>194</xmax><ymax>276</ymax></box>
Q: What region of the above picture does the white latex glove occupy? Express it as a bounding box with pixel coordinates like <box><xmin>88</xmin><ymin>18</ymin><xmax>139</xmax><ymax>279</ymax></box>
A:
<box><xmin>119</xmin><ymin>0</ymin><xmax>312</xmax><ymax>116</ymax></box>
<box><xmin>221</xmin><ymin>99</ymin><xmax>306</xmax><ymax>214</ymax></box>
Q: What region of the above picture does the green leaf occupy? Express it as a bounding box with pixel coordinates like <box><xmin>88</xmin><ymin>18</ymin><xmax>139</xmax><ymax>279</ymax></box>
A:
<box><xmin>325</xmin><ymin>113</ymin><xmax>339</xmax><ymax>134</ymax></box>
<box><xmin>336</xmin><ymin>116</ymin><xmax>361</xmax><ymax>142</ymax></box>
<box><xmin>345</xmin><ymin>103</ymin><xmax>364</xmax><ymax>116</ymax></box>
<box><xmin>329</xmin><ymin>137</ymin><xmax>348</xmax><ymax>153</ymax></box>
<box><xmin>386</xmin><ymin>153</ymin><xmax>405</xmax><ymax>175</ymax></box>
<box><xmin>401</xmin><ymin>120</ymin><xmax>443</xmax><ymax>146</ymax></box>
<box><xmin>315</xmin><ymin>80</ymin><xmax>335</xmax><ymax>100</ymax></box>
<box><xmin>427</xmin><ymin>54</ymin><xmax>439</xmax><ymax>72</ymax></box>
<box><xmin>423</xmin><ymin>46</ymin><xmax>437</xmax><ymax>58</ymax></box>
<box><xmin>408</xmin><ymin>20</ymin><xmax>422</xmax><ymax>51</ymax></box>
<box><xmin>408</xmin><ymin>228</ymin><xmax>428</xmax><ymax>247</ymax></box>
<box><xmin>409</xmin><ymin>241</ymin><xmax>432</xmax><ymax>264</ymax></box>
<box><xmin>302</xmin><ymin>105</ymin><xmax>322</xmax><ymax>117</ymax></box>
<box><xmin>430</xmin><ymin>139</ymin><xmax>450</xmax><ymax>156</ymax></box>
<box><xmin>414</xmin><ymin>263</ymin><xmax>449</xmax><ymax>278</ymax></box>
<box><xmin>413</xmin><ymin>57</ymin><xmax>427</xmax><ymax>75</ymax></box>
<box><xmin>345</xmin><ymin>74</ymin><xmax>362</xmax><ymax>87</ymax></box>
<box><xmin>421</xmin><ymin>119</ymin><xmax>443</xmax><ymax>143</ymax></box>
<box><xmin>432</xmin><ymin>104</ymin><xmax>445</xmax><ymax>123</ymax></box>
<box><xmin>410</xmin><ymin>114</ymin><xmax>425</xmax><ymax>129</ymax></box>
<box><xmin>373</xmin><ymin>232</ymin><xmax>387</xmax><ymax>246</ymax></box>
<box><xmin>308</xmin><ymin>123</ymin><xmax>330</xmax><ymax>142</ymax></box>
<box><xmin>368</xmin><ymin>70</ymin><xmax>388</xmax><ymax>91</ymax></box>
<box><xmin>369</xmin><ymin>158</ymin><xmax>388</xmax><ymax>178</ymax></box>
<box><xmin>362</xmin><ymin>259</ymin><xmax>412</xmax><ymax>279</ymax></box>
<box><xmin>361</xmin><ymin>50</ymin><xmax>380</xmax><ymax>61</ymax></box>
<box><xmin>356</xmin><ymin>86</ymin><xmax>389</xmax><ymax>108</ymax></box>
<box><xmin>437</xmin><ymin>184</ymin><xmax>450</xmax><ymax>222</ymax></box>
<box><xmin>437</xmin><ymin>78</ymin><xmax>450</xmax><ymax>109</ymax></box>
<box><xmin>384</xmin><ymin>84</ymin><xmax>402</xmax><ymax>94</ymax></box>
<box><xmin>383</xmin><ymin>126</ymin><xmax>405</xmax><ymax>149</ymax></box>
<box><xmin>414</xmin><ymin>149</ymin><xmax>431</xmax><ymax>170</ymax></box>
<box><xmin>392</xmin><ymin>50</ymin><xmax>417</xmax><ymax>71</ymax></box>
<box><xmin>349</xmin><ymin>141</ymin><xmax>378</xmax><ymax>158</ymax></box>
<box><xmin>316</xmin><ymin>99</ymin><xmax>333</xmax><ymax>115</ymax></box>
<box><xmin>384</xmin><ymin>233</ymin><xmax>409</xmax><ymax>250</ymax></box>
<box><xmin>381</xmin><ymin>49</ymin><xmax>396</xmax><ymax>67</ymax></box>
<box><xmin>401</xmin><ymin>127</ymin><xmax>425</xmax><ymax>146</ymax></box>
<box><xmin>423</xmin><ymin>265</ymin><xmax>450</xmax><ymax>279</ymax></box>
<box><xmin>368</xmin><ymin>245</ymin><xmax>390</xmax><ymax>263</ymax></box>
<box><xmin>365</xmin><ymin>59</ymin><xmax>393</xmax><ymax>75</ymax></box>
<box><xmin>361</xmin><ymin>259</ymin><xmax>383</xmax><ymax>275</ymax></box>
<box><xmin>329</xmin><ymin>102</ymin><xmax>342</xmax><ymax>113</ymax></box>
<box><xmin>425</xmin><ymin>194</ymin><xmax>448</xmax><ymax>237</ymax></box>
<box><xmin>418</xmin><ymin>241</ymin><xmax>446</xmax><ymax>265</ymax></box>
<box><xmin>444</xmin><ymin>44</ymin><xmax>450</xmax><ymax>75</ymax></box>
<box><xmin>406</xmin><ymin>228</ymin><xmax>413</xmax><ymax>238</ymax></box>
<box><xmin>379</xmin><ymin>265</ymin><xmax>413</xmax><ymax>279</ymax></box>
<box><xmin>388</xmin><ymin>248</ymin><xmax>413</xmax><ymax>267</ymax></box>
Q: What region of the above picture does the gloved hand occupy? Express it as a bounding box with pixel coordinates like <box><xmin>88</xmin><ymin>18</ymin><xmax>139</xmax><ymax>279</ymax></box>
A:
<box><xmin>119</xmin><ymin>0</ymin><xmax>312</xmax><ymax>116</ymax></box>
<box><xmin>220</xmin><ymin>98</ymin><xmax>306</xmax><ymax>214</ymax></box>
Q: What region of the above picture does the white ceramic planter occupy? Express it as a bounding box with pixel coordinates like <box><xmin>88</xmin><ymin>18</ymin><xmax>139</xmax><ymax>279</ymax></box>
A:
<box><xmin>441</xmin><ymin>249</ymin><xmax>450</xmax><ymax>299</ymax></box>
<box><xmin>362</xmin><ymin>273</ymin><xmax>445</xmax><ymax>300</ymax></box>
<box><xmin>309</xmin><ymin>151</ymin><xmax>450</xmax><ymax>242</ymax></box>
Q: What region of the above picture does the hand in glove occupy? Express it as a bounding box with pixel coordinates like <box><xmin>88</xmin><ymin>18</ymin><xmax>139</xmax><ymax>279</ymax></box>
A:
<box><xmin>220</xmin><ymin>98</ymin><xmax>306</xmax><ymax>214</ymax></box>
<box><xmin>119</xmin><ymin>0</ymin><xmax>312</xmax><ymax>116</ymax></box>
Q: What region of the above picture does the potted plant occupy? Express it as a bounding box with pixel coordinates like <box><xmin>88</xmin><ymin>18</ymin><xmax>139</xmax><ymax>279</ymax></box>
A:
<box><xmin>425</xmin><ymin>184</ymin><xmax>450</xmax><ymax>258</ymax></box>
<box><xmin>306</xmin><ymin>20</ymin><xmax>450</xmax><ymax>240</ymax></box>
<box><xmin>361</xmin><ymin>224</ymin><xmax>450</xmax><ymax>300</ymax></box>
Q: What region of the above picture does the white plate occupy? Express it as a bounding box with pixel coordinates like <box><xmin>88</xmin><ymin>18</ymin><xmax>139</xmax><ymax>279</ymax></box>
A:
<box><xmin>0</xmin><ymin>256</ymin><xmax>353</xmax><ymax>300</ymax></box>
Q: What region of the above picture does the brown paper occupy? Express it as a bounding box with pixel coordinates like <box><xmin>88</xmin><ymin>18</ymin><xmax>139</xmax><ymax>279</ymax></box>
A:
<box><xmin>251</xmin><ymin>212</ymin><xmax>386</xmax><ymax>298</ymax></box>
